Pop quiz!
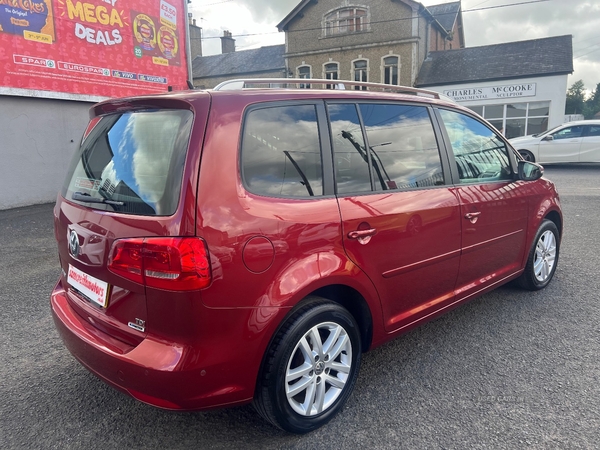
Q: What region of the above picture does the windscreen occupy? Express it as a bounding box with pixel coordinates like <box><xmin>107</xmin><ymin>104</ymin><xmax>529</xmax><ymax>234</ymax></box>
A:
<box><xmin>62</xmin><ymin>109</ymin><xmax>193</xmax><ymax>216</ymax></box>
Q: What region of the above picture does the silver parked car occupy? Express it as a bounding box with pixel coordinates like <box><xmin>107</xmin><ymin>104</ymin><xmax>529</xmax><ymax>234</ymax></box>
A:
<box><xmin>509</xmin><ymin>120</ymin><xmax>600</xmax><ymax>163</ymax></box>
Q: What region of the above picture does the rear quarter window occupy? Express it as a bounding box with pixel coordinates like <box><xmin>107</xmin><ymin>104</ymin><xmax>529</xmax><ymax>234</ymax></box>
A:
<box><xmin>241</xmin><ymin>104</ymin><xmax>324</xmax><ymax>198</ymax></box>
<box><xmin>62</xmin><ymin>109</ymin><xmax>193</xmax><ymax>216</ymax></box>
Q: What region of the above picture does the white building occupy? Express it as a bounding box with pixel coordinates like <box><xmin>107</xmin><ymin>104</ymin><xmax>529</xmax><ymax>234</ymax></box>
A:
<box><xmin>416</xmin><ymin>35</ymin><xmax>573</xmax><ymax>139</ymax></box>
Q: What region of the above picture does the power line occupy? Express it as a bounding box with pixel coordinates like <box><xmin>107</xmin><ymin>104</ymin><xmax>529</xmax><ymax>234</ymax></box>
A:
<box><xmin>195</xmin><ymin>0</ymin><xmax>234</xmax><ymax>6</ymax></box>
<box><xmin>199</xmin><ymin>0</ymin><xmax>552</xmax><ymax>40</ymax></box>
<box><xmin>575</xmin><ymin>47</ymin><xmax>600</xmax><ymax>60</ymax></box>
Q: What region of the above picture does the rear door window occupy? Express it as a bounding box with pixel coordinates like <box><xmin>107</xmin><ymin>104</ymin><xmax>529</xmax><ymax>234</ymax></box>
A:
<box><xmin>328</xmin><ymin>103</ymin><xmax>373</xmax><ymax>194</ymax></box>
<box><xmin>358</xmin><ymin>103</ymin><xmax>445</xmax><ymax>190</ymax></box>
<box><xmin>328</xmin><ymin>102</ymin><xmax>445</xmax><ymax>193</ymax></box>
<box><xmin>62</xmin><ymin>109</ymin><xmax>193</xmax><ymax>216</ymax></box>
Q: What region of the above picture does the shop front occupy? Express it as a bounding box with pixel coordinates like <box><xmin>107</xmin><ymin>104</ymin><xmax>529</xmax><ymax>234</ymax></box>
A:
<box><xmin>439</xmin><ymin>76</ymin><xmax>568</xmax><ymax>139</ymax></box>
<box><xmin>416</xmin><ymin>35</ymin><xmax>573</xmax><ymax>139</ymax></box>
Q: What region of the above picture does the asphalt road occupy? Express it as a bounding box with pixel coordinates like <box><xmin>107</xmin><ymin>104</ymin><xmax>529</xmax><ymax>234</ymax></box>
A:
<box><xmin>1</xmin><ymin>165</ymin><xmax>599</xmax><ymax>449</ymax></box>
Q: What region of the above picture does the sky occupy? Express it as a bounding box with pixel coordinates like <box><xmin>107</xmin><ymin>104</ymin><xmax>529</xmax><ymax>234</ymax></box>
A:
<box><xmin>188</xmin><ymin>0</ymin><xmax>600</xmax><ymax>94</ymax></box>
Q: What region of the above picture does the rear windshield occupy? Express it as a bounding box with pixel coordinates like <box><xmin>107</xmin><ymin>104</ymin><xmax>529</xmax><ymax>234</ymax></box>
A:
<box><xmin>62</xmin><ymin>109</ymin><xmax>193</xmax><ymax>216</ymax></box>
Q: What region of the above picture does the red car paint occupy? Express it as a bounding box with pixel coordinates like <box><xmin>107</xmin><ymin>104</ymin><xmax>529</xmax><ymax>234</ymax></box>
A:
<box><xmin>51</xmin><ymin>87</ymin><xmax>562</xmax><ymax>414</ymax></box>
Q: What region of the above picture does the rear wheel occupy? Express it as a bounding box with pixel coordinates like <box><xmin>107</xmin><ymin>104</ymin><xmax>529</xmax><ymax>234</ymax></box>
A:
<box><xmin>517</xmin><ymin>219</ymin><xmax>559</xmax><ymax>290</ymax></box>
<box><xmin>518</xmin><ymin>149</ymin><xmax>535</xmax><ymax>162</ymax></box>
<box><xmin>254</xmin><ymin>298</ymin><xmax>361</xmax><ymax>433</ymax></box>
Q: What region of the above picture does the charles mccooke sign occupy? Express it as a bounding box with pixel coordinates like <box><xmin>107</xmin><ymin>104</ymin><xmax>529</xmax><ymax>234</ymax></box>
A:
<box><xmin>444</xmin><ymin>83</ymin><xmax>537</xmax><ymax>102</ymax></box>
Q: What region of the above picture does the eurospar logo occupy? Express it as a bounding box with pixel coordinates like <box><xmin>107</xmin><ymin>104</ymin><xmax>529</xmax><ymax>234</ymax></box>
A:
<box><xmin>58</xmin><ymin>61</ymin><xmax>110</xmax><ymax>75</ymax></box>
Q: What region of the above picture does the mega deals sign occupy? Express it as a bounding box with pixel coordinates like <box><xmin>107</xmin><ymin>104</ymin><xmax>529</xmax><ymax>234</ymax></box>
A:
<box><xmin>0</xmin><ymin>0</ymin><xmax>189</xmax><ymax>99</ymax></box>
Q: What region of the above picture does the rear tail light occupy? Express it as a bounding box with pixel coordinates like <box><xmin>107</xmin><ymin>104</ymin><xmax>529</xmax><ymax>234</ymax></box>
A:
<box><xmin>108</xmin><ymin>237</ymin><xmax>211</xmax><ymax>291</ymax></box>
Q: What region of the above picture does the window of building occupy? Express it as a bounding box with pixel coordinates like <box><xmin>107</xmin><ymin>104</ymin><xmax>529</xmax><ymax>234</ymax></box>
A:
<box><xmin>324</xmin><ymin>62</ymin><xmax>339</xmax><ymax>89</ymax></box>
<box><xmin>382</xmin><ymin>56</ymin><xmax>399</xmax><ymax>85</ymax></box>
<box><xmin>297</xmin><ymin>65</ymin><xmax>311</xmax><ymax>89</ymax></box>
<box><xmin>241</xmin><ymin>105</ymin><xmax>323</xmax><ymax>197</ymax></box>
<box><xmin>353</xmin><ymin>59</ymin><xmax>368</xmax><ymax>90</ymax></box>
<box><xmin>467</xmin><ymin>101</ymin><xmax>550</xmax><ymax>139</ymax></box>
<box><xmin>324</xmin><ymin>7</ymin><xmax>369</xmax><ymax>37</ymax></box>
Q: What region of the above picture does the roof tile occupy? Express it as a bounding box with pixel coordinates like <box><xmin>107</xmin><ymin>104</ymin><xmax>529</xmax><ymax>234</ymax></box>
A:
<box><xmin>417</xmin><ymin>35</ymin><xmax>573</xmax><ymax>87</ymax></box>
<box><xmin>192</xmin><ymin>44</ymin><xmax>286</xmax><ymax>79</ymax></box>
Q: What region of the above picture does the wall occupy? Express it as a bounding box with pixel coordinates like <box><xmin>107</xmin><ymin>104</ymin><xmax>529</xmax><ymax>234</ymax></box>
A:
<box><xmin>426</xmin><ymin>75</ymin><xmax>569</xmax><ymax>135</ymax></box>
<box><xmin>0</xmin><ymin>96</ymin><xmax>92</xmax><ymax>210</ymax></box>
<box><xmin>284</xmin><ymin>0</ymin><xmax>426</xmax><ymax>86</ymax></box>
<box><xmin>285</xmin><ymin>0</ymin><xmax>416</xmax><ymax>55</ymax></box>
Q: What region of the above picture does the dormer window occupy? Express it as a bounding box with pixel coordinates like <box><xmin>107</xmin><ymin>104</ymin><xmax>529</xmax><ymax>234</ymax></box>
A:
<box><xmin>324</xmin><ymin>7</ymin><xmax>369</xmax><ymax>37</ymax></box>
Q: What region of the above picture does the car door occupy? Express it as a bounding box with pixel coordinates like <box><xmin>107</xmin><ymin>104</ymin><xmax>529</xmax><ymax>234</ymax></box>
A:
<box><xmin>579</xmin><ymin>124</ymin><xmax>600</xmax><ymax>162</ymax></box>
<box><xmin>539</xmin><ymin>125</ymin><xmax>584</xmax><ymax>162</ymax></box>
<box><xmin>436</xmin><ymin>108</ymin><xmax>529</xmax><ymax>301</ymax></box>
<box><xmin>330</xmin><ymin>102</ymin><xmax>462</xmax><ymax>332</ymax></box>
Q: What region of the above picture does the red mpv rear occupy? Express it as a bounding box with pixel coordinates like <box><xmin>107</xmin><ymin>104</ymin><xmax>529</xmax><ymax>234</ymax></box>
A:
<box><xmin>51</xmin><ymin>81</ymin><xmax>562</xmax><ymax>434</ymax></box>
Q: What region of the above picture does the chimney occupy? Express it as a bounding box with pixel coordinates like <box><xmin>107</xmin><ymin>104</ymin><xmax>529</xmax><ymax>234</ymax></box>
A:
<box><xmin>221</xmin><ymin>30</ymin><xmax>235</xmax><ymax>54</ymax></box>
<box><xmin>188</xmin><ymin>14</ymin><xmax>202</xmax><ymax>58</ymax></box>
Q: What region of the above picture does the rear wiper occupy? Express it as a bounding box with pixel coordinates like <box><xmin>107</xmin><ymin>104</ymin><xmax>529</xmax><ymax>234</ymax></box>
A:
<box><xmin>72</xmin><ymin>191</ymin><xmax>125</xmax><ymax>206</ymax></box>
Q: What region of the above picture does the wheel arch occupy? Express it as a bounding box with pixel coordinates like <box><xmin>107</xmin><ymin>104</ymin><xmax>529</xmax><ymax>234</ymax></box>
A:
<box><xmin>544</xmin><ymin>209</ymin><xmax>562</xmax><ymax>238</ymax></box>
<box><xmin>253</xmin><ymin>283</ymin><xmax>375</xmax><ymax>401</ymax></box>
<box><xmin>310</xmin><ymin>284</ymin><xmax>373</xmax><ymax>352</ymax></box>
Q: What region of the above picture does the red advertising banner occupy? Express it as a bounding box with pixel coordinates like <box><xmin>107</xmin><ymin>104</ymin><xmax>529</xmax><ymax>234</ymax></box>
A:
<box><xmin>0</xmin><ymin>0</ymin><xmax>190</xmax><ymax>99</ymax></box>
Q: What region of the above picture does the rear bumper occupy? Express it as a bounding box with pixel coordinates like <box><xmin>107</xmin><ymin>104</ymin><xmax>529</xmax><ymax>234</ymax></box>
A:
<box><xmin>50</xmin><ymin>281</ymin><xmax>255</xmax><ymax>410</ymax></box>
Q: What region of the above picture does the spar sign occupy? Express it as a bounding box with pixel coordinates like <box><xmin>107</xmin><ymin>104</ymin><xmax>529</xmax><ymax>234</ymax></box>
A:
<box><xmin>0</xmin><ymin>0</ymin><xmax>189</xmax><ymax>99</ymax></box>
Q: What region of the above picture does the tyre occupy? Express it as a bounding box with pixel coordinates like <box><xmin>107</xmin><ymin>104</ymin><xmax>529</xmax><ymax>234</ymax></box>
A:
<box><xmin>517</xmin><ymin>219</ymin><xmax>559</xmax><ymax>290</ymax></box>
<box><xmin>254</xmin><ymin>298</ymin><xmax>362</xmax><ymax>433</ymax></box>
<box><xmin>518</xmin><ymin>149</ymin><xmax>535</xmax><ymax>162</ymax></box>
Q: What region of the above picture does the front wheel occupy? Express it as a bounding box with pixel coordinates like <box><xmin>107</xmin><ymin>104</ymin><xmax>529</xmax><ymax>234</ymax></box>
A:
<box><xmin>518</xmin><ymin>149</ymin><xmax>535</xmax><ymax>162</ymax></box>
<box><xmin>254</xmin><ymin>299</ymin><xmax>361</xmax><ymax>433</ymax></box>
<box><xmin>517</xmin><ymin>219</ymin><xmax>559</xmax><ymax>290</ymax></box>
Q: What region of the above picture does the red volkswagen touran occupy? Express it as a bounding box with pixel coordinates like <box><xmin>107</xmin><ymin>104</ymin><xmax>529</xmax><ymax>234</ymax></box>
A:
<box><xmin>51</xmin><ymin>79</ymin><xmax>562</xmax><ymax>433</ymax></box>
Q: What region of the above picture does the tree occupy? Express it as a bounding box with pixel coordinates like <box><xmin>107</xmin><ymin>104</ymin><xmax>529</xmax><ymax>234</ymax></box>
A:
<box><xmin>583</xmin><ymin>82</ymin><xmax>600</xmax><ymax>119</ymax></box>
<box><xmin>565</xmin><ymin>80</ymin><xmax>586</xmax><ymax>115</ymax></box>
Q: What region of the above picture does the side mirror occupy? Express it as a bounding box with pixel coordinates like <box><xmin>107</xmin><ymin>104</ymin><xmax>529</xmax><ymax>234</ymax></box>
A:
<box><xmin>542</xmin><ymin>135</ymin><xmax>554</xmax><ymax>142</ymax></box>
<box><xmin>518</xmin><ymin>160</ymin><xmax>544</xmax><ymax>181</ymax></box>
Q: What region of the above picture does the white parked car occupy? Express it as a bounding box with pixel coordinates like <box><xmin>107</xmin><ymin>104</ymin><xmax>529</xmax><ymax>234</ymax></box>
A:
<box><xmin>509</xmin><ymin>120</ymin><xmax>600</xmax><ymax>163</ymax></box>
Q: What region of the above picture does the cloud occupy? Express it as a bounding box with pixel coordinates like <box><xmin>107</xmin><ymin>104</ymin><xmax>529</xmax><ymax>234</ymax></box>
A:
<box><xmin>227</xmin><ymin>0</ymin><xmax>299</xmax><ymax>24</ymax></box>
<box><xmin>424</xmin><ymin>0</ymin><xmax>600</xmax><ymax>91</ymax></box>
<box><xmin>188</xmin><ymin>0</ymin><xmax>290</xmax><ymax>54</ymax></box>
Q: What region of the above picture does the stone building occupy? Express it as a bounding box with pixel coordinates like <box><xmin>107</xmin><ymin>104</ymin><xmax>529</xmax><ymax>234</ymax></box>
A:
<box><xmin>276</xmin><ymin>0</ymin><xmax>464</xmax><ymax>86</ymax></box>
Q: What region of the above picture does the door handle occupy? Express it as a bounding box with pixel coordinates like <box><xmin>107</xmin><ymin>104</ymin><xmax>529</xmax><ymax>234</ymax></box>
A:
<box><xmin>465</xmin><ymin>212</ymin><xmax>481</xmax><ymax>224</ymax></box>
<box><xmin>347</xmin><ymin>228</ymin><xmax>376</xmax><ymax>244</ymax></box>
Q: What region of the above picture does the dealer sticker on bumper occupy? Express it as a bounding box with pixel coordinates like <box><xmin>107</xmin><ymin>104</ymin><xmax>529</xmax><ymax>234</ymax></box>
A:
<box><xmin>67</xmin><ymin>265</ymin><xmax>109</xmax><ymax>308</ymax></box>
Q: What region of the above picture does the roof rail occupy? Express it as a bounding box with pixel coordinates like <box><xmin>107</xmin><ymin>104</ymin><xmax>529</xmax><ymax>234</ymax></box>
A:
<box><xmin>212</xmin><ymin>78</ymin><xmax>443</xmax><ymax>99</ymax></box>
